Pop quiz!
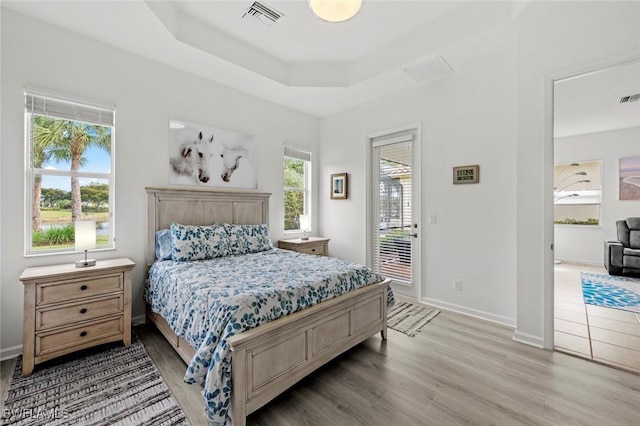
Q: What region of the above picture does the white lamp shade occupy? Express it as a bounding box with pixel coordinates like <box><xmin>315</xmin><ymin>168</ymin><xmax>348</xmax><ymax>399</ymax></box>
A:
<box><xmin>299</xmin><ymin>214</ymin><xmax>311</xmax><ymax>232</ymax></box>
<box><xmin>75</xmin><ymin>220</ymin><xmax>96</xmax><ymax>251</ymax></box>
<box><xmin>309</xmin><ymin>0</ymin><xmax>362</xmax><ymax>22</ymax></box>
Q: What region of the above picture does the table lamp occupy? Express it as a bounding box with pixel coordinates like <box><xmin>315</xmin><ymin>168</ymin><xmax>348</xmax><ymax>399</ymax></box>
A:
<box><xmin>299</xmin><ymin>214</ymin><xmax>310</xmax><ymax>241</ymax></box>
<box><xmin>75</xmin><ymin>220</ymin><xmax>96</xmax><ymax>267</ymax></box>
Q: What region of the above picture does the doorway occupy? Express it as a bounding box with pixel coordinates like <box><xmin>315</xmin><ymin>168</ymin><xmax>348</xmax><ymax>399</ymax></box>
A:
<box><xmin>367</xmin><ymin>125</ymin><xmax>421</xmax><ymax>299</ymax></box>
<box><xmin>552</xmin><ymin>60</ymin><xmax>640</xmax><ymax>373</ymax></box>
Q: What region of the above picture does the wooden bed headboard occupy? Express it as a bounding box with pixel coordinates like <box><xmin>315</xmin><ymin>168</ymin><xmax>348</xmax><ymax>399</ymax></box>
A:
<box><xmin>145</xmin><ymin>186</ymin><xmax>271</xmax><ymax>266</ymax></box>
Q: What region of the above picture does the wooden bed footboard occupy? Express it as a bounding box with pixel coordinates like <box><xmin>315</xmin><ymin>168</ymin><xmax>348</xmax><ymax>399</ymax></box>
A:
<box><xmin>146</xmin><ymin>278</ymin><xmax>389</xmax><ymax>426</ymax></box>
<box><xmin>229</xmin><ymin>279</ymin><xmax>389</xmax><ymax>425</ymax></box>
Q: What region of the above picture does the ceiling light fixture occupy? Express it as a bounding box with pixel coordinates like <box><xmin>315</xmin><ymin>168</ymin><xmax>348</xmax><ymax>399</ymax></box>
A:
<box><xmin>309</xmin><ymin>0</ymin><xmax>362</xmax><ymax>23</ymax></box>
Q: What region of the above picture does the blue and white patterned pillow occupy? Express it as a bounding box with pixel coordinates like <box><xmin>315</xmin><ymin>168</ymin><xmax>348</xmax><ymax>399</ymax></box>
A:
<box><xmin>170</xmin><ymin>222</ymin><xmax>230</xmax><ymax>261</ymax></box>
<box><xmin>155</xmin><ymin>229</ymin><xmax>173</xmax><ymax>261</ymax></box>
<box><xmin>224</xmin><ymin>224</ymin><xmax>273</xmax><ymax>255</ymax></box>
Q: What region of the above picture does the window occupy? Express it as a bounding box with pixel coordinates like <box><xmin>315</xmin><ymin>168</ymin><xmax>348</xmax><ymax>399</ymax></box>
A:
<box><xmin>25</xmin><ymin>90</ymin><xmax>115</xmax><ymax>254</ymax></box>
<box><xmin>284</xmin><ymin>146</ymin><xmax>311</xmax><ymax>232</ymax></box>
<box><xmin>554</xmin><ymin>160</ymin><xmax>602</xmax><ymax>226</ymax></box>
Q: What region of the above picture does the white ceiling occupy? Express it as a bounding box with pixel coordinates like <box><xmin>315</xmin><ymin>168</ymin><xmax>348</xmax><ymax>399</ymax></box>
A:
<box><xmin>554</xmin><ymin>61</ymin><xmax>640</xmax><ymax>138</ymax></box>
<box><xmin>3</xmin><ymin>0</ymin><xmax>640</xmax><ymax>136</ymax></box>
<box><xmin>177</xmin><ymin>1</ymin><xmax>466</xmax><ymax>63</ymax></box>
<box><xmin>2</xmin><ymin>0</ymin><xmax>515</xmax><ymax>117</ymax></box>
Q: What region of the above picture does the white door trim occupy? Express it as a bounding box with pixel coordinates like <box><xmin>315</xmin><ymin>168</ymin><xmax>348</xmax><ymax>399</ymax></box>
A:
<box><xmin>366</xmin><ymin>122</ymin><xmax>422</xmax><ymax>301</ymax></box>
<box><xmin>544</xmin><ymin>55</ymin><xmax>640</xmax><ymax>350</ymax></box>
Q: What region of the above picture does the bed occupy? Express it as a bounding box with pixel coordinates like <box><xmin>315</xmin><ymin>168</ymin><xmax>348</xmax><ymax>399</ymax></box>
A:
<box><xmin>144</xmin><ymin>186</ymin><xmax>392</xmax><ymax>426</ymax></box>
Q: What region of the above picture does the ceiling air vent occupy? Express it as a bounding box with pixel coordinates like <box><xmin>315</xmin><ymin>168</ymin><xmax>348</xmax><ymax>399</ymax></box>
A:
<box><xmin>403</xmin><ymin>56</ymin><xmax>453</xmax><ymax>83</ymax></box>
<box><xmin>619</xmin><ymin>93</ymin><xmax>640</xmax><ymax>103</ymax></box>
<box><xmin>242</xmin><ymin>1</ymin><xmax>284</xmax><ymax>27</ymax></box>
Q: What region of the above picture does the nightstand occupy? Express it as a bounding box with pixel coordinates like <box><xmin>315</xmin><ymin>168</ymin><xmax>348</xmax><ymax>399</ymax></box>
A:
<box><xmin>19</xmin><ymin>257</ymin><xmax>135</xmax><ymax>376</ymax></box>
<box><xmin>278</xmin><ymin>237</ymin><xmax>330</xmax><ymax>256</ymax></box>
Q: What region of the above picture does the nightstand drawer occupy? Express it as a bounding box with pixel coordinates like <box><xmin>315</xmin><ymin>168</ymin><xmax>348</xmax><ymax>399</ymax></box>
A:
<box><xmin>37</xmin><ymin>274</ymin><xmax>123</xmax><ymax>305</ymax></box>
<box><xmin>36</xmin><ymin>295</ymin><xmax>124</xmax><ymax>331</ymax></box>
<box><xmin>35</xmin><ymin>316</ymin><xmax>123</xmax><ymax>357</ymax></box>
<box><xmin>300</xmin><ymin>244</ymin><xmax>326</xmax><ymax>256</ymax></box>
<box><xmin>278</xmin><ymin>238</ymin><xmax>330</xmax><ymax>257</ymax></box>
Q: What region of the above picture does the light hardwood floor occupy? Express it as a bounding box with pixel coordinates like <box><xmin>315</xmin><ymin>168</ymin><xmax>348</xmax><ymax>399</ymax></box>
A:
<box><xmin>3</xmin><ymin>309</ymin><xmax>639</xmax><ymax>425</ymax></box>
<box><xmin>554</xmin><ymin>262</ymin><xmax>640</xmax><ymax>373</ymax></box>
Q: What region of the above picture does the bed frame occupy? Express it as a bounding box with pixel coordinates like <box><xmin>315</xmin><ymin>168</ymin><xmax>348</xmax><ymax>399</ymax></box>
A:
<box><xmin>145</xmin><ymin>186</ymin><xmax>389</xmax><ymax>426</ymax></box>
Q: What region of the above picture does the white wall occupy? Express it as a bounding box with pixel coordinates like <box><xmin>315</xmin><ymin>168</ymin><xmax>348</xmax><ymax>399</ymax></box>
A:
<box><xmin>514</xmin><ymin>1</ymin><xmax>640</xmax><ymax>348</ymax></box>
<box><xmin>319</xmin><ymin>37</ymin><xmax>518</xmax><ymax>326</ymax></box>
<box><xmin>0</xmin><ymin>9</ymin><xmax>318</xmax><ymax>358</ymax></box>
<box><xmin>319</xmin><ymin>1</ymin><xmax>640</xmax><ymax>345</ymax></box>
<box><xmin>555</xmin><ymin>127</ymin><xmax>640</xmax><ymax>264</ymax></box>
<box><xmin>2</xmin><ymin>2</ymin><xmax>639</xmax><ymax>359</ymax></box>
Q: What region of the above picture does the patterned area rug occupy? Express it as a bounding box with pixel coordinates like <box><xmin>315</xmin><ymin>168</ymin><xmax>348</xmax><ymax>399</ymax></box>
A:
<box><xmin>1</xmin><ymin>341</ymin><xmax>190</xmax><ymax>426</ymax></box>
<box><xmin>387</xmin><ymin>300</ymin><xmax>440</xmax><ymax>337</ymax></box>
<box><xmin>581</xmin><ymin>272</ymin><xmax>640</xmax><ymax>313</ymax></box>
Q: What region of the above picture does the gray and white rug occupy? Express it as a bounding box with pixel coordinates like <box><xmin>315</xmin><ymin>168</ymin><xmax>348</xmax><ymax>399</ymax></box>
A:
<box><xmin>1</xmin><ymin>341</ymin><xmax>190</xmax><ymax>426</ymax></box>
<box><xmin>387</xmin><ymin>300</ymin><xmax>440</xmax><ymax>337</ymax></box>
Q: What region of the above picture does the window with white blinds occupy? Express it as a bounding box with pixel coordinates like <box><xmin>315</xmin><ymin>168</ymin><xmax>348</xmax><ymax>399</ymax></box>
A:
<box><xmin>25</xmin><ymin>90</ymin><xmax>115</xmax><ymax>255</ymax></box>
<box><xmin>25</xmin><ymin>91</ymin><xmax>114</xmax><ymax>127</ymax></box>
<box><xmin>284</xmin><ymin>146</ymin><xmax>312</xmax><ymax>232</ymax></box>
<box><xmin>372</xmin><ymin>135</ymin><xmax>414</xmax><ymax>283</ymax></box>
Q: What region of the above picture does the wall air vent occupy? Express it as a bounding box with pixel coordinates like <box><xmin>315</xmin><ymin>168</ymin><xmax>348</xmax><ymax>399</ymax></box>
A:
<box><xmin>242</xmin><ymin>1</ymin><xmax>284</xmax><ymax>27</ymax></box>
<box><xmin>619</xmin><ymin>93</ymin><xmax>640</xmax><ymax>103</ymax></box>
<box><xmin>402</xmin><ymin>56</ymin><xmax>453</xmax><ymax>83</ymax></box>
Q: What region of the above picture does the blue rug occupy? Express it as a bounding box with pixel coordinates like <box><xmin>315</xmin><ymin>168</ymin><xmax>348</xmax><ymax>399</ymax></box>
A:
<box><xmin>581</xmin><ymin>272</ymin><xmax>640</xmax><ymax>313</ymax></box>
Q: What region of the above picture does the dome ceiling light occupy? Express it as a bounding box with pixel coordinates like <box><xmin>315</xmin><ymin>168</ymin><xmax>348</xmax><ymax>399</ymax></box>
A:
<box><xmin>309</xmin><ymin>0</ymin><xmax>362</xmax><ymax>23</ymax></box>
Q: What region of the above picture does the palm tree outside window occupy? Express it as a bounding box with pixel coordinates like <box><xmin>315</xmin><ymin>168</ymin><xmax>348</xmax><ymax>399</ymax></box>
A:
<box><xmin>25</xmin><ymin>91</ymin><xmax>115</xmax><ymax>254</ymax></box>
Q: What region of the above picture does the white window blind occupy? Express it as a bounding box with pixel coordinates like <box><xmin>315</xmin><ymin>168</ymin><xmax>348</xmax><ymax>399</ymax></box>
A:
<box><xmin>284</xmin><ymin>146</ymin><xmax>312</xmax><ymax>162</ymax></box>
<box><xmin>372</xmin><ymin>135</ymin><xmax>414</xmax><ymax>283</ymax></box>
<box><xmin>25</xmin><ymin>91</ymin><xmax>114</xmax><ymax>127</ymax></box>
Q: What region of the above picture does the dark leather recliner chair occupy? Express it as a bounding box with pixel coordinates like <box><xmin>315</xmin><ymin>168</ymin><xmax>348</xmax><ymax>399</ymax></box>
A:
<box><xmin>604</xmin><ymin>217</ymin><xmax>640</xmax><ymax>276</ymax></box>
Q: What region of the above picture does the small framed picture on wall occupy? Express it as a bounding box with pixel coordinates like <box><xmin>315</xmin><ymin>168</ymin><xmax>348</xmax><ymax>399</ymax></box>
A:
<box><xmin>331</xmin><ymin>173</ymin><xmax>348</xmax><ymax>199</ymax></box>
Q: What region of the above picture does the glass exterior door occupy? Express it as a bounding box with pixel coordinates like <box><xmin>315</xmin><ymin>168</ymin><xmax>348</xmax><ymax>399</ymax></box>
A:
<box><xmin>372</xmin><ymin>134</ymin><xmax>417</xmax><ymax>295</ymax></box>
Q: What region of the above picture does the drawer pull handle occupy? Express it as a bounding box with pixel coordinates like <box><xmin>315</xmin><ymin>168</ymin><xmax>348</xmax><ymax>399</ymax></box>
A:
<box><xmin>312</xmin><ymin>248</ymin><xmax>316</xmax><ymax>252</ymax></box>
<box><xmin>80</xmin><ymin>308</ymin><xmax>87</xmax><ymax>314</ymax></box>
<box><xmin>80</xmin><ymin>285</ymin><xmax>88</xmax><ymax>291</ymax></box>
<box><xmin>80</xmin><ymin>331</ymin><xmax>87</xmax><ymax>337</ymax></box>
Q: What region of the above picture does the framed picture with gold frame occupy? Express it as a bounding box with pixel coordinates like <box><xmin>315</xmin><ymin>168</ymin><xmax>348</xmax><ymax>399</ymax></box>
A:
<box><xmin>453</xmin><ymin>165</ymin><xmax>479</xmax><ymax>184</ymax></box>
<box><xmin>331</xmin><ymin>173</ymin><xmax>348</xmax><ymax>199</ymax></box>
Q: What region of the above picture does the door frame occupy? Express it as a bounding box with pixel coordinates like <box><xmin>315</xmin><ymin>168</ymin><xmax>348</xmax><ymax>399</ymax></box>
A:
<box><xmin>545</xmin><ymin>56</ymin><xmax>640</xmax><ymax>350</ymax></box>
<box><xmin>366</xmin><ymin>122</ymin><xmax>422</xmax><ymax>301</ymax></box>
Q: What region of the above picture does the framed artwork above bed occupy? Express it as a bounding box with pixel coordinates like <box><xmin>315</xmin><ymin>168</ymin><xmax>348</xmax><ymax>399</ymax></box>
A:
<box><xmin>169</xmin><ymin>119</ymin><xmax>257</xmax><ymax>189</ymax></box>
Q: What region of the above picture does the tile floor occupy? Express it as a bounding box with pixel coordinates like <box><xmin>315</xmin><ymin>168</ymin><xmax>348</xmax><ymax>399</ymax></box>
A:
<box><xmin>554</xmin><ymin>262</ymin><xmax>640</xmax><ymax>373</ymax></box>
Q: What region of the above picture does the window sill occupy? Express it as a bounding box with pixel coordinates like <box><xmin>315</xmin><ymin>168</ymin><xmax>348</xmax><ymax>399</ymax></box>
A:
<box><xmin>553</xmin><ymin>224</ymin><xmax>602</xmax><ymax>229</ymax></box>
<box><xmin>25</xmin><ymin>246</ymin><xmax>116</xmax><ymax>258</ymax></box>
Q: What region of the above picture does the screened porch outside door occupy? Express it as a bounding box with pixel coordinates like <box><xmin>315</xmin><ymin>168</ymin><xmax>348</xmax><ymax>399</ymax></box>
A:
<box><xmin>372</xmin><ymin>138</ymin><xmax>414</xmax><ymax>284</ymax></box>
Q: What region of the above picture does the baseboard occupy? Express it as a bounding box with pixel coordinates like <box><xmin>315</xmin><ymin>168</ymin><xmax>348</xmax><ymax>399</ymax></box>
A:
<box><xmin>1</xmin><ymin>344</ymin><xmax>22</xmax><ymax>361</ymax></box>
<box><xmin>554</xmin><ymin>258</ymin><xmax>602</xmax><ymax>267</ymax></box>
<box><xmin>512</xmin><ymin>330</ymin><xmax>544</xmax><ymax>348</ymax></box>
<box><xmin>420</xmin><ymin>297</ymin><xmax>516</xmax><ymax>328</ymax></box>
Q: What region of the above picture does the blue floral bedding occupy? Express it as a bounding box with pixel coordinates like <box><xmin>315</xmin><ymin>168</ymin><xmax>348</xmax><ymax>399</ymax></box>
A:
<box><xmin>144</xmin><ymin>248</ymin><xmax>393</xmax><ymax>425</ymax></box>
